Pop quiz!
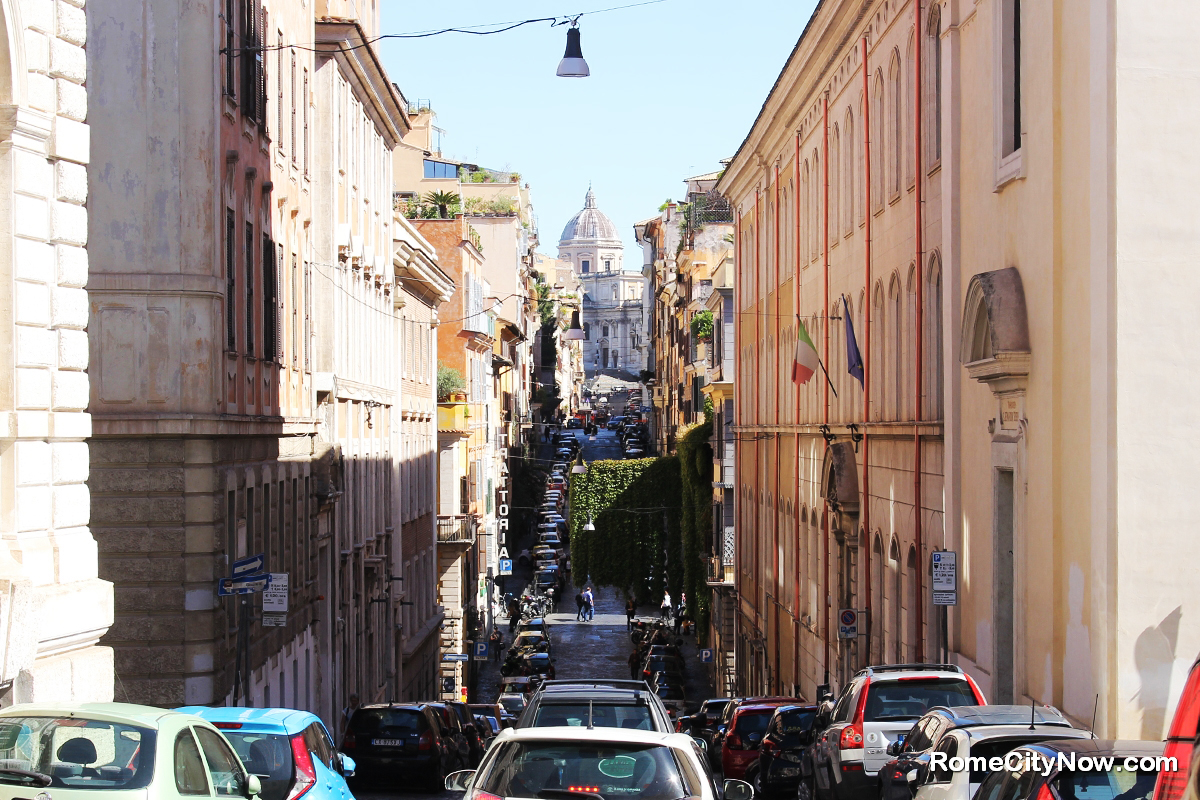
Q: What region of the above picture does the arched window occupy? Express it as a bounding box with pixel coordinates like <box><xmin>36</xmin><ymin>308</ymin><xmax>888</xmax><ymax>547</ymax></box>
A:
<box><xmin>925</xmin><ymin>6</ymin><xmax>943</xmax><ymax>163</ymax></box>
<box><xmin>830</xmin><ymin>125</ymin><xmax>841</xmax><ymax>237</ymax></box>
<box><xmin>871</xmin><ymin>282</ymin><xmax>884</xmax><ymax>420</ymax></box>
<box><xmin>889</xmin><ymin>536</ymin><xmax>902</xmax><ymax>662</ymax></box>
<box><xmin>810</xmin><ymin>150</ymin><xmax>821</xmax><ymax>260</ymax></box>
<box><xmin>843</xmin><ymin>109</ymin><xmax>855</xmax><ymax>235</ymax></box>
<box><xmin>872</xmin><ymin>533</ymin><xmax>884</xmax><ymax>660</ymax></box>
<box><xmin>583</xmin><ymin>322</ymin><xmax>590</xmax><ymax>341</ymax></box>
<box><xmin>801</xmin><ymin>161</ymin><xmax>810</xmax><ymax>269</ymax></box>
<box><xmin>889</xmin><ymin>274</ymin><xmax>902</xmax><ymax>420</ymax></box>
<box><xmin>906</xmin><ymin>545</ymin><xmax>919</xmax><ymax>661</ymax></box>
<box><xmin>906</xmin><ymin>31</ymin><xmax>916</xmax><ymax>185</ymax></box>
<box><xmin>905</xmin><ymin>264</ymin><xmax>917</xmax><ymax>421</ymax></box>
<box><xmin>925</xmin><ymin>252</ymin><xmax>944</xmax><ymax>419</ymax></box>
<box><xmin>871</xmin><ymin>73</ymin><xmax>885</xmax><ymax>211</ymax></box>
<box><xmin>889</xmin><ymin>51</ymin><xmax>903</xmax><ymax>197</ymax></box>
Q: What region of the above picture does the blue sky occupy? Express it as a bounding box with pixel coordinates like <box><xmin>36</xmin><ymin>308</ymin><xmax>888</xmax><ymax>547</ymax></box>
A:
<box><xmin>379</xmin><ymin>1</ymin><xmax>819</xmax><ymax>262</ymax></box>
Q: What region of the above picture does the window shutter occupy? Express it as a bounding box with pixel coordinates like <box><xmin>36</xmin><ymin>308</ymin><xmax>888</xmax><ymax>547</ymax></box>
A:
<box><xmin>257</xmin><ymin>5</ymin><xmax>267</xmax><ymax>128</ymax></box>
<box><xmin>276</xmin><ymin>249</ymin><xmax>284</xmax><ymax>362</ymax></box>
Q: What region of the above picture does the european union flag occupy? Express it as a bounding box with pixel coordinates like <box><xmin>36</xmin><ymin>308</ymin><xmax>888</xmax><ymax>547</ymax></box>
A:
<box><xmin>844</xmin><ymin>296</ymin><xmax>864</xmax><ymax>388</ymax></box>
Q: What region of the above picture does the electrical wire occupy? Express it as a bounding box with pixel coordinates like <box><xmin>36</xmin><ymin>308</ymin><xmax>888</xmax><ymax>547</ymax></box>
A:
<box><xmin>222</xmin><ymin>0</ymin><xmax>667</xmax><ymax>57</ymax></box>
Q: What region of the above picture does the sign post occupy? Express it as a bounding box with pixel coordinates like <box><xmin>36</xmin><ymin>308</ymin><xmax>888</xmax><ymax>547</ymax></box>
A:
<box><xmin>837</xmin><ymin>608</ymin><xmax>859</xmax><ymax>639</ymax></box>
<box><xmin>932</xmin><ymin>551</ymin><xmax>958</xmax><ymax>663</ymax></box>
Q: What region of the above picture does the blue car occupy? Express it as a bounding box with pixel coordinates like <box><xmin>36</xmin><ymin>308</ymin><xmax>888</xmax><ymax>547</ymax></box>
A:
<box><xmin>178</xmin><ymin>706</ymin><xmax>355</xmax><ymax>800</ymax></box>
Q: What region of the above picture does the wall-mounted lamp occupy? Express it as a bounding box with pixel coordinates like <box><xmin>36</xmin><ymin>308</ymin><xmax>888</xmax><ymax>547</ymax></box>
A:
<box><xmin>583</xmin><ymin>514</ymin><xmax>595</xmax><ymax>532</ymax></box>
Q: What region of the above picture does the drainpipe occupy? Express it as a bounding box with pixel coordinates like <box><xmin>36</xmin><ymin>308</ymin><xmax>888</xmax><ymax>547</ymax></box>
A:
<box><xmin>822</xmin><ymin>93</ymin><xmax>831</xmax><ymax>685</ymax></box>
<box><xmin>793</xmin><ymin>132</ymin><xmax>802</xmax><ymax>694</ymax></box>
<box><xmin>734</xmin><ymin>208</ymin><xmax>743</xmax><ymax>686</ymax></box>
<box><xmin>773</xmin><ymin>164</ymin><xmax>782</xmax><ymax>693</ymax></box>
<box><xmin>913</xmin><ymin>0</ymin><xmax>925</xmax><ymax>663</ymax></box>
<box><xmin>753</xmin><ymin>189</ymin><xmax>763</xmax><ymax>658</ymax></box>
<box><xmin>861</xmin><ymin>37</ymin><xmax>874</xmax><ymax>670</ymax></box>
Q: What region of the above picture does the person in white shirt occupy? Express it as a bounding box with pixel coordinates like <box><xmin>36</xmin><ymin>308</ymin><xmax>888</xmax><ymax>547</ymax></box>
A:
<box><xmin>660</xmin><ymin>590</ymin><xmax>672</xmax><ymax>619</ymax></box>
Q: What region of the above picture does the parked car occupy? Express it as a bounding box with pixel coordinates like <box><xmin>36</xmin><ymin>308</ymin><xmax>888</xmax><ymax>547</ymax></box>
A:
<box><xmin>711</xmin><ymin>697</ymin><xmax>805</xmax><ymax>770</ymax></box>
<box><xmin>811</xmin><ymin>665</ymin><xmax>984</xmax><ymax>800</ymax></box>
<box><xmin>443</xmin><ymin>724</ymin><xmax>755</xmax><ymax>800</ymax></box>
<box><xmin>425</xmin><ymin>703</ymin><xmax>473</xmax><ymax>771</ymax></box>
<box><xmin>1156</xmin><ymin>650</ymin><xmax>1200</xmax><ymax>800</ymax></box>
<box><xmin>693</xmin><ymin>698</ymin><xmax>733</xmax><ymax>757</ymax></box>
<box><xmin>974</xmin><ymin>740</ymin><xmax>1161</xmax><ymax>800</ymax></box>
<box><xmin>469</xmin><ymin>704</ymin><xmax>510</xmax><ymax>730</ymax></box>
<box><xmin>0</xmin><ymin>702</ymin><xmax>263</xmax><ymax>798</ymax></box>
<box><xmin>443</xmin><ymin>700</ymin><xmax>486</xmax><ymax>766</ymax></box>
<box><xmin>721</xmin><ymin>699</ymin><xmax>797</xmax><ymax>780</ymax></box>
<box><xmin>566</xmin><ymin>417</ymin><xmax>582</xmax><ymax>428</ymax></box>
<box><xmin>641</xmin><ymin>653</ymin><xmax>685</xmax><ymax>683</ymax></box>
<box><xmin>178</xmin><ymin>706</ymin><xmax>354</xmax><ymax>800</ymax></box>
<box><xmin>892</xmin><ymin>705</ymin><xmax>1089</xmax><ymax>800</ymax></box>
<box><xmin>497</xmin><ymin>693</ymin><xmax>528</xmax><ymax>720</ymax></box>
<box><xmin>746</xmin><ymin>703</ymin><xmax>819</xmax><ymax>797</ymax></box>
<box><xmin>518</xmin><ymin>617</ymin><xmax>551</xmax><ymax>640</ymax></box>
<box><xmin>340</xmin><ymin>702</ymin><xmax>458</xmax><ymax>790</ymax></box>
<box><xmin>608</xmin><ymin>416</ymin><xmax>626</xmax><ymax>429</ymax></box>
<box><xmin>510</xmin><ymin>631</ymin><xmax>550</xmax><ymax>655</ymax></box>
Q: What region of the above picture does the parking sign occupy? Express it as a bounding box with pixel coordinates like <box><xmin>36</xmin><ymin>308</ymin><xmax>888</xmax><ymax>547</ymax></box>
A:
<box><xmin>699</xmin><ymin>648</ymin><xmax>714</xmax><ymax>664</ymax></box>
<box><xmin>473</xmin><ymin>641</ymin><xmax>489</xmax><ymax>661</ymax></box>
<box><xmin>499</xmin><ymin>558</ymin><xmax>513</xmax><ymax>576</ymax></box>
<box><xmin>838</xmin><ymin>608</ymin><xmax>859</xmax><ymax>639</ymax></box>
<box><xmin>932</xmin><ymin>551</ymin><xmax>958</xmax><ymax>605</ymax></box>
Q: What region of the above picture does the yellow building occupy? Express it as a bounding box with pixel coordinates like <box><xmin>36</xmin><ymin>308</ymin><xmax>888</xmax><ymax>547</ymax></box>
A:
<box><xmin>719</xmin><ymin>0</ymin><xmax>1200</xmax><ymax>737</ymax></box>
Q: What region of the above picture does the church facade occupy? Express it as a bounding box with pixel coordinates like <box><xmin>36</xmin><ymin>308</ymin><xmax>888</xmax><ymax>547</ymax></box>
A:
<box><xmin>558</xmin><ymin>190</ymin><xmax>645</xmax><ymax>378</ymax></box>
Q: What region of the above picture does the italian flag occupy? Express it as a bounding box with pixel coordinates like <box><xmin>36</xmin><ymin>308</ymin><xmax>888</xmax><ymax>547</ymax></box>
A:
<box><xmin>792</xmin><ymin>318</ymin><xmax>819</xmax><ymax>385</ymax></box>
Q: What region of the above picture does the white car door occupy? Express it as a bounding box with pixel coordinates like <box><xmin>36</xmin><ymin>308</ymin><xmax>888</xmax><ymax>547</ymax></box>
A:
<box><xmin>915</xmin><ymin>731</ymin><xmax>965</xmax><ymax>800</ymax></box>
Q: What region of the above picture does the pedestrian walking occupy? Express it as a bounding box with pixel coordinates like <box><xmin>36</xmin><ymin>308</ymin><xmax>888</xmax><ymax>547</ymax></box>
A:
<box><xmin>625</xmin><ymin>598</ymin><xmax>636</xmax><ymax>630</ymax></box>
<box><xmin>340</xmin><ymin>693</ymin><xmax>360</xmax><ymax>744</ymax></box>
<box><xmin>660</xmin><ymin>590</ymin><xmax>672</xmax><ymax>620</ymax></box>
<box><xmin>628</xmin><ymin>649</ymin><xmax>641</xmax><ymax>681</ymax></box>
<box><xmin>583</xmin><ymin>586</ymin><xmax>595</xmax><ymax>621</ymax></box>
<box><xmin>575</xmin><ymin>591</ymin><xmax>585</xmax><ymax>621</ymax></box>
<box><xmin>489</xmin><ymin>628</ymin><xmax>503</xmax><ymax>662</ymax></box>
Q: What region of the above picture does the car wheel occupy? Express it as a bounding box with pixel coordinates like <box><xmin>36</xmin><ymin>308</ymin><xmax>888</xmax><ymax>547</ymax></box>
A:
<box><xmin>797</xmin><ymin>777</ymin><xmax>814</xmax><ymax>800</ymax></box>
<box><xmin>749</xmin><ymin>766</ymin><xmax>767</xmax><ymax>798</ymax></box>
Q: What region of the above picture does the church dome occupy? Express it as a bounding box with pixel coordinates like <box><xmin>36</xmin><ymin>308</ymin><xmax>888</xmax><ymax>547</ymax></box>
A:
<box><xmin>559</xmin><ymin>188</ymin><xmax>622</xmax><ymax>246</ymax></box>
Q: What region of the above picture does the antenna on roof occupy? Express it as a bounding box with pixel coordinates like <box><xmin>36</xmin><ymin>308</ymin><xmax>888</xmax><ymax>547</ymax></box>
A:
<box><xmin>1089</xmin><ymin>694</ymin><xmax>1099</xmax><ymax>739</ymax></box>
<box><xmin>1029</xmin><ymin>698</ymin><xmax>1036</xmax><ymax>731</ymax></box>
<box><xmin>587</xmin><ymin>699</ymin><xmax>594</xmax><ymax>730</ymax></box>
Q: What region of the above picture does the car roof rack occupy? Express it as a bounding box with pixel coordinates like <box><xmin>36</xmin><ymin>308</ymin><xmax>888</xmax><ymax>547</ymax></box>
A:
<box><xmin>540</xmin><ymin>679</ymin><xmax>651</xmax><ymax>690</ymax></box>
<box><xmin>855</xmin><ymin>663</ymin><xmax>964</xmax><ymax>676</ymax></box>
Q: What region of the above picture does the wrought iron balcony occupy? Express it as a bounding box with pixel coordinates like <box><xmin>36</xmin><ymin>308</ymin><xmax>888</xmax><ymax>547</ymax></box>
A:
<box><xmin>437</xmin><ymin>515</ymin><xmax>476</xmax><ymax>545</ymax></box>
<box><xmin>706</xmin><ymin>555</ymin><xmax>735</xmax><ymax>586</ymax></box>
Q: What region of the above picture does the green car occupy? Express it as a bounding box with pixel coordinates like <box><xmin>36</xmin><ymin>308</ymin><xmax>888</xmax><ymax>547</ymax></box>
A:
<box><xmin>0</xmin><ymin>702</ymin><xmax>262</xmax><ymax>800</ymax></box>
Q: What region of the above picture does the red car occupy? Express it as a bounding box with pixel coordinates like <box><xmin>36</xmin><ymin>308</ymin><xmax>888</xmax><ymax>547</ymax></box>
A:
<box><xmin>1153</xmin><ymin>650</ymin><xmax>1200</xmax><ymax>800</ymax></box>
<box><xmin>721</xmin><ymin>700</ymin><xmax>796</xmax><ymax>779</ymax></box>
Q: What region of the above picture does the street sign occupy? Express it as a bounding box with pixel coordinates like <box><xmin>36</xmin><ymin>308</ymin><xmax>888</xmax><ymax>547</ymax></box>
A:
<box><xmin>232</xmin><ymin>553</ymin><xmax>265</xmax><ymax>578</ymax></box>
<box><xmin>442</xmin><ymin>653</ymin><xmax>469</xmax><ymax>662</ymax></box>
<box><xmin>932</xmin><ymin>551</ymin><xmax>958</xmax><ymax>606</ymax></box>
<box><xmin>838</xmin><ymin>608</ymin><xmax>859</xmax><ymax>639</ymax></box>
<box><xmin>699</xmin><ymin>648</ymin><xmax>714</xmax><ymax>664</ymax></box>
<box><xmin>263</xmin><ymin>573</ymin><xmax>289</xmax><ymax>612</ymax></box>
<box><xmin>218</xmin><ymin>573</ymin><xmax>270</xmax><ymax>596</ymax></box>
<box><xmin>473</xmin><ymin>641</ymin><xmax>489</xmax><ymax>661</ymax></box>
<box><xmin>499</xmin><ymin>558</ymin><xmax>513</xmax><ymax>576</ymax></box>
<box><xmin>441</xmin><ymin>677</ymin><xmax>455</xmax><ymax>693</ymax></box>
<box><xmin>262</xmin><ymin>613</ymin><xmax>287</xmax><ymax>627</ymax></box>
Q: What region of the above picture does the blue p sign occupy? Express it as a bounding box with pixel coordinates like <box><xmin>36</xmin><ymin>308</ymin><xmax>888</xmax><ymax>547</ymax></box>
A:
<box><xmin>700</xmin><ymin>648</ymin><xmax>714</xmax><ymax>664</ymax></box>
<box><xmin>473</xmin><ymin>641</ymin><xmax>489</xmax><ymax>661</ymax></box>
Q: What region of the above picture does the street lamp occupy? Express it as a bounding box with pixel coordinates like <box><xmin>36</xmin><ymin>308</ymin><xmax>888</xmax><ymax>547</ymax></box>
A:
<box><xmin>571</xmin><ymin>462</ymin><xmax>587</xmax><ymax>475</ymax></box>
<box><xmin>556</xmin><ymin>24</ymin><xmax>590</xmax><ymax>78</ymax></box>
<box><xmin>583</xmin><ymin>514</ymin><xmax>595</xmax><ymax>532</ymax></box>
<box><xmin>564</xmin><ymin>309</ymin><xmax>585</xmax><ymax>341</ymax></box>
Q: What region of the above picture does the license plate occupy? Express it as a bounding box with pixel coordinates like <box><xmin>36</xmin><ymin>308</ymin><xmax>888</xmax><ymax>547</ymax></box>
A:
<box><xmin>372</xmin><ymin>738</ymin><xmax>404</xmax><ymax>747</ymax></box>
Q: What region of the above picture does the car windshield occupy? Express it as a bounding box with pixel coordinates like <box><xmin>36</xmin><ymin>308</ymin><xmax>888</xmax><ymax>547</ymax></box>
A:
<box><xmin>863</xmin><ymin>679</ymin><xmax>977</xmax><ymax>721</ymax></box>
<box><xmin>221</xmin><ymin>732</ymin><xmax>294</xmax><ymax>800</ymax></box>
<box><xmin>0</xmin><ymin>716</ymin><xmax>157</xmax><ymax>790</ymax></box>
<box><xmin>1054</xmin><ymin>767</ymin><xmax>1157</xmax><ymax>800</ymax></box>
<box><xmin>531</xmin><ymin>704</ymin><xmax>654</xmax><ymax>731</ymax></box>
<box><xmin>477</xmin><ymin>741</ymin><xmax>687</xmax><ymax>800</ymax></box>
<box><xmin>776</xmin><ymin>710</ymin><xmax>817</xmax><ymax>747</ymax></box>
<box><xmin>500</xmin><ymin>696</ymin><xmax>527</xmax><ymax>713</ymax></box>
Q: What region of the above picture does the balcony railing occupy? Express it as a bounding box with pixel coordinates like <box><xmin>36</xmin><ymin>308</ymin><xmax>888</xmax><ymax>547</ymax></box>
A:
<box><xmin>437</xmin><ymin>515</ymin><xmax>476</xmax><ymax>545</ymax></box>
<box><xmin>706</xmin><ymin>556</ymin><xmax>735</xmax><ymax>586</ymax></box>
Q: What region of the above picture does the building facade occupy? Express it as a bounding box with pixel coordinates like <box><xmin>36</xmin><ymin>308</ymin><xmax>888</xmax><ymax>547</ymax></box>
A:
<box><xmin>718</xmin><ymin>0</ymin><xmax>1200</xmax><ymax>737</ymax></box>
<box><xmin>0</xmin><ymin>0</ymin><xmax>113</xmax><ymax>703</ymax></box>
<box><xmin>559</xmin><ymin>190</ymin><xmax>644</xmax><ymax>379</ymax></box>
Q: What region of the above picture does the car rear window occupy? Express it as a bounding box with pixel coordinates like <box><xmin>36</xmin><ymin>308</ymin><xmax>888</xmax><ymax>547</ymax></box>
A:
<box><xmin>350</xmin><ymin>709</ymin><xmax>425</xmax><ymax>735</ymax></box>
<box><xmin>0</xmin><ymin>716</ymin><xmax>157</xmax><ymax>791</ymax></box>
<box><xmin>477</xmin><ymin>741</ymin><xmax>687</xmax><ymax>800</ymax></box>
<box><xmin>533</xmin><ymin>704</ymin><xmax>654</xmax><ymax>731</ymax></box>
<box><xmin>863</xmin><ymin>679</ymin><xmax>978</xmax><ymax>722</ymax></box>
<box><xmin>776</xmin><ymin>710</ymin><xmax>817</xmax><ymax>746</ymax></box>
<box><xmin>222</xmin><ymin>732</ymin><xmax>293</xmax><ymax>800</ymax></box>
<box><xmin>734</xmin><ymin>710</ymin><xmax>776</xmax><ymax>735</ymax></box>
<box><xmin>1056</xmin><ymin>767</ymin><xmax>1158</xmax><ymax>800</ymax></box>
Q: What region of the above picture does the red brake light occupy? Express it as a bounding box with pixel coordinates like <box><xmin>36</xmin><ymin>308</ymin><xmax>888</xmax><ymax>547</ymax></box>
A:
<box><xmin>469</xmin><ymin>792</ymin><xmax>504</xmax><ymax>800</ymax></box>
<box><xmin>1036</xmin><ymin>783</ymin><xmax>1055</xmax><ymax>800</ymax></box>
<box><xmin>853</xmin><ymin>678</ymin><xmax>870</xmax><ymax>724</ymax></box>
<box><xmin>213</xmin><ymin>722</ymin><xmax>243</xmax><ymax>730</ymax></box>
<box><xmin>762</xmin><ymin>739</ymin><xmax>780</xmax><ymax>755</ymax></box>
<box><xmin>727</xmin><ymin>733</ymin><xmax>743</xmax><ymax>750</ymax></box>
<box><xmin>1154</xmin><ymin>740</ymin><xmax>1193</xmax><ymax>800</ymax></box>
<box><xmin>342</xmin><ymin>732</ymin><xmax>356</xmax><ymax>750</ymax></box>
<box><xmin>286</xmin><ymin>734</ymin><xmax>316</xmax><ymax>800</ymax></box>
<box><xmin>1168</xmin><ymin>666</ymin><xmax>1200</xmax><ymax>739</ymax></box>
<box><xmin>839</xmin><ymin>724</ymin><xmax>864</xmax><ymax>750</ymax></box>
<box><xmin>418</xmin><ymin>730</ymin><xmax>433</xmax><ymax>751</ymax></box>
<box><xmin>569</xmin><ymin>788</ymin><xmax>600</xmax><ymax>793</ymax></box>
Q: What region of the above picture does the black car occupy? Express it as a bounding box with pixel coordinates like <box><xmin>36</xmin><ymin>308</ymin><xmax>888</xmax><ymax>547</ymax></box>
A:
<box><xmin>641</xmin><ymin>654</ymin><xmax>684</xmax><ymax>684</ymax></box>
<box><xmin>343</xmin><ymin>703</ymin><xmax>456</xmax><ymax>791</ymax></box>
<box><xmin>517</xmin><ymin>679</ymin><xmax>674</xmax><ymax>732</ymax></box>
<box><xmin>443</xmin><ymin>699</ymin><xmax>485</xmax><ymax>766</ymax></box>
<box><xmin>750</xmin><ymin>704</ymin><xmax>818</xmax><ymax>797</ymax></box>
<box><xmin>425</xmin><ymin>702</ymin><xmax>473</xmax><ymax>770</ymax></box>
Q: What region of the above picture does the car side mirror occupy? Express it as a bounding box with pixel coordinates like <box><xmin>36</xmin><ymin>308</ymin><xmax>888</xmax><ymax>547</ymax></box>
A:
<box><xmin>338</xmin><ymin>753</ymin><xmax>356</xmax><ymax>777</ymax></box>
<box><xmin>244</xmin><ymin>774</ymin><xmax>262</xmax><ymax>799</ymax></box>
<box><xmin>445</xmin><ymin>770</ymin><xmax>476</xmax><ymax>792</ymax></box>
<box><xmin>692</xmin><ymin>736</ymin><xmax>708</xmax><ymax>752</ymax></box>
<box><xmin>724</xmin><ymin>778</ymin><xmax>755</xmax><ymax>800</ymax></box>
